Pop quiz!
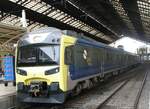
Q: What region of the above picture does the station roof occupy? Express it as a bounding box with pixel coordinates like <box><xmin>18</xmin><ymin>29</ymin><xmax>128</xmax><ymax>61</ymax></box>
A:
<box><xmin>0</xmin><ymin>0</ymin><xmax>149</xmax><ymax>44</ymax></box>
<box><xmin>0</xmin><ymin>22</ymin><xmax>26</xmax><ymax>51</ymax></box>
<box><xmin>65</xmin><ymin>0</ymin><xmax>150</xmax><ymax>42</ymax></box>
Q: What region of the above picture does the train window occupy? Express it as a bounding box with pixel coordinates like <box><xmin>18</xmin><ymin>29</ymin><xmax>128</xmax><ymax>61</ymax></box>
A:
<box><xmin>117</xmin><ymin>54</ymin><xmax>121</xmax><ymax>64</ymax></box>
<box><xmin>38</xmin><ymin>45</ymin><xmax>60</xmax><ymax>64</ymax></box>
<box><xmin>103</xmin><ymin>49</ymin><xmax>106</xmax><ymax>62</ymax></box>
<box><xmin>112</xmin><ymin>52</ymin><xmax>115</xmax><ymax>63</ymax></box>
<box><xmin>92</xmin><ymin>48</ymin><xmax>99</xmax><ymax>66</ymax></box>
<box><xmin>17</xmin><ymin>45</ymin><xmax>60</xmax><ymax>66</ymax></box>
<box><xmin>110</xmin><ymin>52</ymin><xmax>113</xmax><ymax>63</ymax></box>
<box><xmin>102</xmin><ymin>49</ymin><xmax>106</xmax><ymax>62</ymax></box>
<box><xmin>74</xmin><ymin>45</ymin><xmax>92</xmax><ymax>69</ymax></box>
<box><xmin>65</xmin><ymin>46</ymin><xmax>74</xmax><ymax>65</ymax></box>
<box><xmin>98</xmin><ymin>48</ymin><xmax>102</xmax><ymax>63</ymax></box>
<box><xmin>97</xmin><ymin>49</ymin><xmax>101</xmax><ymax>62</ymax></box>
<box><xmin>107</xmin><ymin>51</ymin><xmax>112</xmax><ymax>63</ymax></box>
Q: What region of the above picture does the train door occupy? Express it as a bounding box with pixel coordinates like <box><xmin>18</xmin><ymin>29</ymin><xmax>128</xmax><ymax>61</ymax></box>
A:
<box><xmin>73</xmin><ymin>44</ymin><xmax>97</xmax><ymax>79</ymax></box>
<box><xmin>101</xmin><ymin>48</ymin><xmax>106</xmax><ymax>73</ymax></box>
<box><xmin>98</xmin><ymin>48</ymin><xmax>103</xmax><ymax>74</ymax></box>
<box><xmin>71</xmin><ymin>44</ymin><xmax>89</xmax><ymax>80</ymax></box>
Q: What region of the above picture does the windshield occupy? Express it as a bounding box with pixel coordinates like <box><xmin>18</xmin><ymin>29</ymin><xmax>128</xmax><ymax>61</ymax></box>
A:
<box><xmin>17</xmin><ymin>44</ymin><xmax>60</xmax><ymax>66</ymax></box>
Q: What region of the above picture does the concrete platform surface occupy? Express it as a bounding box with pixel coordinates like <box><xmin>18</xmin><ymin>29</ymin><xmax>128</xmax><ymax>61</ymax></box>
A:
<box><xmin>0</xmin><ymin>83</ymin><xmax>16</xmax><ymax>98</ymax></box>
<box><xmin>0</xmin><ymin>83</ymin><xmax>16</xmax><ymax>109</ymax></box>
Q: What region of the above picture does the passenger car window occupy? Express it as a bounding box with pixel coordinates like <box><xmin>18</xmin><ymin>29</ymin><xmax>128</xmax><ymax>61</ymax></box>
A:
<box><xmin>65</xmin><ymin>46</ymin><xmax>73</xmax><ymax>65</ymax></box>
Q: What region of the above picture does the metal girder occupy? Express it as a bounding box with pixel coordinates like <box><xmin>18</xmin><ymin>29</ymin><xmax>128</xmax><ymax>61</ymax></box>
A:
<box><xmin>0</xmin><ymin>12</ymin><xmax>11</xmax><ymax>21</ymax></box>
<box><xmin>121</xmin><ymin>0</ymin><xmax>146</xmax><ymax>41</ymax></box>
<box><xmin>0</xmin><ymin>22</ymin><xmax>26</xmax><ymax>51</ymax></box>
<box><xmin>10</xmin><ymin>0</ymin><xmax>113</xmax><ymax>42</ymax></box>
<box><xmin>0</xmin><ymin>0</ymin><xmax>110</xmax><ymax>43</ymax></box>
<box><xmin>97</xmin><ymin>0</ymin><xmax>132</xmax><ymax>36</ymax></box>
<box><xmin>0</xmin><ymin>31</ymin><xmax>16</xmax><ymax>38</ymax></box>
<box><xmin>42</xmin><ymin>0</ymin><xmax>118</xmax><ymax>38</ymax></box>
<box><xmin>2</xmin><ymin>32</ymin><xmax>24</xmax><ymax>45</ymax></box>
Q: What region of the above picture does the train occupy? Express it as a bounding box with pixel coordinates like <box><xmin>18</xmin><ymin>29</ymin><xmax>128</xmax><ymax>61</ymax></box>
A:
<box><xmin>15</xmin><ymin>27</ymin><xmax>140</xmax><ymax>106</ymax></box>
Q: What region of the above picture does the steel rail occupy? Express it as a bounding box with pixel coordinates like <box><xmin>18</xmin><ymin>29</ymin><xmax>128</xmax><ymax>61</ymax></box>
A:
<box><xmin>133</xmin><ymin>71</ymin><xmax>148</xmax><ymax>109</ymax></box>
<box><xmin>97</xmin><ymin>79</ymin><xmax>130</xmax><ymax>109</ymax></box>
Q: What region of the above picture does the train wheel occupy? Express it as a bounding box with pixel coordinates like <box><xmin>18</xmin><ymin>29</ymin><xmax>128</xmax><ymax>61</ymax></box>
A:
<box><xmin>87</xmin><ymin>80</ymin><xmax>93</xmax><ymax>89</ymax></box>
<box><xmin>113</xmin><ymin>71</ymin><xmax>118</xmax><ymax>76</ymax></box>
<box><xmin>73</xmin><ymin>84</ymin><xmax>82</xmax><ymax>96</ymax></box>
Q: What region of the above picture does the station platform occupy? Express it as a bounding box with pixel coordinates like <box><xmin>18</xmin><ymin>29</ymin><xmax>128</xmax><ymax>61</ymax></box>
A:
<box><xmin>0</xmin><ymin>83</ymin><xmax>16</xmax><ymax>109</ymax></box>
<box><xmin>0</xmin><ymin>83</ymin><xmax>16</xmax><ymax>98</ymax></box>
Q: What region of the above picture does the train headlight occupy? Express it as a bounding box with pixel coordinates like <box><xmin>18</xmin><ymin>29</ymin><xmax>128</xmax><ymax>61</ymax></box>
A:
<box><xmin>45</xmin><ymin>67</ymin><xmax>59</xmax><ymax>75</ymax></box>
<box><xmin>17</xmin><ymin>69</ymin><xmax>27</xmax><ymax>76</ymax></box>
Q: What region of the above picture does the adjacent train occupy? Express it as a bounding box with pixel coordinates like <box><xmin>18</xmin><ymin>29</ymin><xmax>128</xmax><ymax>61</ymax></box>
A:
<box><xmin>15</xmin><ymin>27</ymin><xmax>140</xmax><ymax>105</ymax></box>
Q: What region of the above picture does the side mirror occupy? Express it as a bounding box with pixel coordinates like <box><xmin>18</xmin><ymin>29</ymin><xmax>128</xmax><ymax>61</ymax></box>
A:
<box><xmin>65</xmin><ymin>46</ymin><xmax>73</xmax><ymax>65</ymax></box>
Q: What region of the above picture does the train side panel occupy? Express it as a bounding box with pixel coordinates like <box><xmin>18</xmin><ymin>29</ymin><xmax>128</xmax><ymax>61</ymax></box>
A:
<box><xmin>66</xmin><ymin>38</ymin><xmax>139</xmax><ymax>91</ymax></box>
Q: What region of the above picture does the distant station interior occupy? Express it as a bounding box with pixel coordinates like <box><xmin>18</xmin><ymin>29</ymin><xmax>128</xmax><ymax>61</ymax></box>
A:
<box><xmin>0</xmin><ymin>0</ymin><xmax>150</xmax><ymax>109</ymax></box>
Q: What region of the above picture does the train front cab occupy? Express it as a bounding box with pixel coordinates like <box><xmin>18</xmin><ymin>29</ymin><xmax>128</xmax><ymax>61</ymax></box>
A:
<box><xmin>15</xmin><ymin>34</ymin><xmax>76</xmax><ymax>106</ymax></box>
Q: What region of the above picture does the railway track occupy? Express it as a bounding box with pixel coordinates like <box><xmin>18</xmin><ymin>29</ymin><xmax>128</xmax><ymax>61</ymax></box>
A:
<box><xmin>7</xmin><ymin>64</ymin><xmax>147</xmax><ymax>109</ymax></box>
<box><xmin>63</xmin><ymin>65</ymin><xmax>144</xmax><ymax>109</ymax></box>
<box><xmin>98</xmin><ymin>69</ymin><xmax>148</xmax><ymax>109</ymax></box>
<box><xmin>17</xmin><ymin>80</ymin><xmax>131</xmax><ymax>109</ymax></box>
<box><xmin>64</xmin><ymin>80</ymin><xmax>129</xmax><ymax>109</ymax></box>
<box><xmin>133</xmin><ymin>71</ymin><xmax>148</xmax><ymax>109</ymax></box>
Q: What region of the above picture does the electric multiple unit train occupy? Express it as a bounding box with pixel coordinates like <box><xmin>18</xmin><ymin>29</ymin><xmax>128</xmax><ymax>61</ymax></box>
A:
<box><xmin>15</xmin><ymin>27</ymin><xmax>139</xmax><ymax>105</ymax></box>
